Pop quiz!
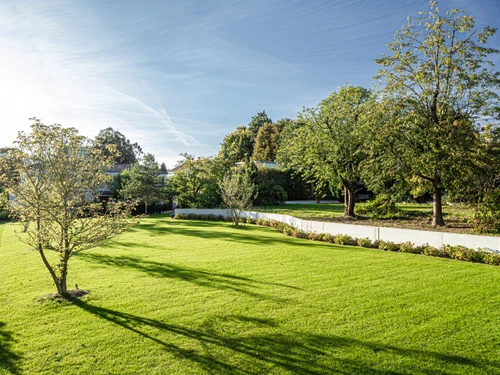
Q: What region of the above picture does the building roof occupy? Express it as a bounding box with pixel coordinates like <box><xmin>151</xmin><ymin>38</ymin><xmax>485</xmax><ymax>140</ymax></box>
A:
<box><xmin>108</xmin><ymin>164</ymin><xmax>131</xmax><ymax>173</ymax></box>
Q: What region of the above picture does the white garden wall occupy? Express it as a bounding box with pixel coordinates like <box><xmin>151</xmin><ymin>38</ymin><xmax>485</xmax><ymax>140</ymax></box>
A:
<box><xmin>174</xmin><ymin>208</ymin><xmax>500</xmax><ymax>252</ymax></box>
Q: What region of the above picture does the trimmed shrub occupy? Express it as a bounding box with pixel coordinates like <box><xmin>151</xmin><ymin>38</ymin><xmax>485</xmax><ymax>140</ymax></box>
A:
<box><xmin>293</xmin><ymin>229</ymin><xmax>307</xmax><ymax>239</ymax></box>
<box><xmin>356</xmin><ymin>237</ymin><xmax>372</xmax><ymax>248</ymax></box>
<box><xmin>422</xmin><ymin>244</ymin><xmax>441</xmax><ymax>257</ymax></box>
<box><xmin>308</xmin><ymin>232</ymin><xmax>321</xmax><ymax>241</ymax></box>
<box><xmin>334</xmin><ymin>234</ymin><xmax>355</xmax><ymax>246</ymax></box>
<box><xmin>377</xmin><ymin>240</ymin><xmax>400</xmax><ymax>252</ymax></box>
<box><xmin>255</xmin><ymin>179</ymin><xmax>288</xmax><ymax>206</ymax></box>
<box><xmin>399</xmin><ymin>241</ymin><xmax>421</xmax><ymax>254</ymax></box>
<box><xmin>321</xmin><ymin>233</ymin><xmax>335</xmax><ymax>243</ymax></box>
<box><xmin>442</xmin><ymin>244</ymin><xmax>483</xmax><ymax>262</ymax></box>
<box><xmin>481</xmin><ymin>250</ymin><xmax>500</xmax><ymax>266</ymax></box>
<box><xmin>283</xmin><ymin>226</ymin><xmax>294</xmax><ymax>236</ymax></box>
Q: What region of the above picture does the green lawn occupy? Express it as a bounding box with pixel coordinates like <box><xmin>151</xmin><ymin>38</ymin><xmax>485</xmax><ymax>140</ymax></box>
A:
<box><xmin>1</xmin><ymin>216</ymin><xmax>499</xmax><ymax>374</ymax></box>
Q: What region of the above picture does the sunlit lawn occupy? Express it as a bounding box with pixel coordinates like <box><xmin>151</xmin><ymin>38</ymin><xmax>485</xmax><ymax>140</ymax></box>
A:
<box><xmin>1</xmin><ymin>216</ymin><xmax>499</xmax><ymax>374</ymax></box>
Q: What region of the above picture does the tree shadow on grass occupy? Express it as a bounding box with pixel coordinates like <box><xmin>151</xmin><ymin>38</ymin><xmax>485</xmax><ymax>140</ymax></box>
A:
<box><xmin>130</xmin><ymin>219</ymin><xmax>317</xmax><ymax>248</ymax></box>
<box><xmin>77</xmin><ymin>253</ymin><xmax>299</xmax><ymax>302</ymax></box>
<box><xmin>72</xmin><ymin>300</ymin><xmax>498</xmax><ymax>375</ymax></box>
<box><xmin>0</xmin><ymin>322</ymin><xmax>22</xmax><ymax>374</ymax></box>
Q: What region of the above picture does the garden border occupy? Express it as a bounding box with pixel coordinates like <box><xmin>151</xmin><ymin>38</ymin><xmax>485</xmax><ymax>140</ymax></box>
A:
<box><xmin>174</xmin><ymin>208</ymin><xmax>500</xmax><ymax>252</ymax></box>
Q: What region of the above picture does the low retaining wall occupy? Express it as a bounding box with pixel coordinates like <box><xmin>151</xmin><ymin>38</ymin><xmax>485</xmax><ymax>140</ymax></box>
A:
<box><xmin>174</xmin><ymin>208</ymin><xmax>500</xmax><ymax>252</ymax></box>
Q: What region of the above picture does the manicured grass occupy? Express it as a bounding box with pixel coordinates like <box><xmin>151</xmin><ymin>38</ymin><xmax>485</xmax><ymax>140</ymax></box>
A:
<box><xmin>1</xmin><ymin>217</ymin><xmax>499</xmax><ymax>374</ymax></box>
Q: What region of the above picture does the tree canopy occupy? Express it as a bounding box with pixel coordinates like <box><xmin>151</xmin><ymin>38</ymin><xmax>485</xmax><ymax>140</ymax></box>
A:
<box><xmin>121</xmin><ymin>154</ymin><xmax>167</xmax><ymax>214</ymax></box>
<box><xmin>372</xmin><ymin>1</ymin><xmax>500</xmax><ymax>226</ymax></box>
<box><xmin>278</xmin><ymin>86</ymin><xmax>374</xmax><ymax>217</ymax></box>
<box><xmin>253</xmin><ymin>122</ymin><xmax>280</xmax><ymax>161</ymax></box>
<box><xmin>248</xmin><ymin>110</ymin><xmax>272</xmax><ymax>136</ymax></box>
<box><xmin>169</xmin><ymin>154</ymin><xmax>224</xmax><ymax>208</ymax></box>
<box><xmin>94</xmin><ymin>127</ymin><xmax>143</xmax><ymax>164</ymax></box>
<box><xmin>219</xmin><ymin>126</ymin><xmax>255</xmax><ymax>164</ymax></box>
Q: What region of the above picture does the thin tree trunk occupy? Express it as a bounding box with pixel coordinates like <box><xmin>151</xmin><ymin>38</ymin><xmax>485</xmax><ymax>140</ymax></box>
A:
<box><xmin>343</xmin><ymin>184</ymin><xmax>356</xmax><ymax>218</ymax></box>
<box><xmin>144</xmin><ymin>202</ymin><xmax>148</xmax><ymax>215</ymax></box>
<box><xmin>432</xmin><ymin>179</ymin><xmax>445</xmax><ymax>226</ymax></box>
<box><xmin>38</xmin><ymin>246</ymin><xmax>63</xmax><ymax>294</ymax></box>
<box><xmin>58</xmin><ymin>252</ymin><xmax>70</xmax><ymax>296</ymax></box>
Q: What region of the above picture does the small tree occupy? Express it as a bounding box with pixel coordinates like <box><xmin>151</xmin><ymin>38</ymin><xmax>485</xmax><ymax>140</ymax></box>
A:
<box><xmin>219</xmin><ymin>172</ymin><xmax>255</xmax><ymax>226</ymax></box>
<box><xmin>0</xmin><ymin>121</ymin><xmax>136</xmax><ymax>298</ymax></box>
<box><xmin>121</xmin><ymin>154</ymin><xmax>166</xmax><ymax>215</ymax></box>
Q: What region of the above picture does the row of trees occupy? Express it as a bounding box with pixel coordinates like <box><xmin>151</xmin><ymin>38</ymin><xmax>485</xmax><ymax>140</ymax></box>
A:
<box><xmin>215</xmin><ymin>2</ymin><xmax>500</xmax><ymax>228</ymax></box>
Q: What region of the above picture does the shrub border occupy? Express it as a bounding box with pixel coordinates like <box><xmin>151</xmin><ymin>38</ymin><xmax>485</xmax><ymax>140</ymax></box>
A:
<box><xmin>173</xmin><ymin>213</ymin><xmax>500</xmax><ymax>266</ymax></box>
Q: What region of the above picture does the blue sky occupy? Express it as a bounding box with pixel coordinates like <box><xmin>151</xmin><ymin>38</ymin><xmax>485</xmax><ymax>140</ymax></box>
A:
<box><xmin>1</xmin><ymin>0</ymin><xmax>499</xmax><ymax>167</ymax></box>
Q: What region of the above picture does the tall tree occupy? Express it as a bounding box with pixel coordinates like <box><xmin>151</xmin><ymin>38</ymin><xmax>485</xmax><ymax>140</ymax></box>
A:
<box><xmin>121</xmin><ymin>154</ymin><xmax>166</xmax><ymax>214</ymax></box>
<box><xmin>219</xmin><ymin>126</ymin><xmax>255</xmax><ymax>164</ymax></box>
<box><xmin>373</xmin><ymin>1</ymin><xmax>500</xmax><ymax>226</ymax></box>
<box><xmin>248</xmin><ymin>110</ymin><xmax>272</xmax><ymax>136</ymax></box>
<box><xmin>252</xmin><ymin>122</ymin><xmax>280</xmax><ymax>161</ymax></box>
<box><xmin>0</xmin><ymin>121</ymin><xmax>136</xmax><ymax>298</ymax></box>
<box><xmin>94</xmin><ymin>127</ymin><xmax>143</xmax><ymax>164</ymax></box>
<box><xmin>277</xmin><ymin>86</ymin><xmax>374</xmax><ymax>217</ymax></box>
<box><xmin>274</xmin><ymin>118</ymin><xmax>294</xmax><ymax>135</ymax></box>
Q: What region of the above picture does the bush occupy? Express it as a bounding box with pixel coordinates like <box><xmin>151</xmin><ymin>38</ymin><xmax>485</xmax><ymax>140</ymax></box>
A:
<box><xmin>321</xmin><ymin>233</ymin><xmax>335</xmax><ymax>243</ymax></box>
<box><xmin>356</xmin><ymin>237</ymin><xmax>372</xmax><ymax>248</ymax></box>
<box><xmin>473</xmin><ymin>189</ymin><xmax>500</xmax><ymax>234</ymax></box>
<box><xmin>441</xmin><ymin>244</ymin><xmax>483</xmax><ymax>262</ymax></box>
<box><xmin>0</xmin><ymin>210</ymin><xmax>9</xmax><ymax>221</ymax></box>
<box><xmin>293</xmin><ymin>229</ymin><xmax>307</xmax><ymax>239</ymax></box>
<box><xmin>355</xmin><ymin>194</ymin><xmax>400</xmax><ymax>218</ymax></box>
<box><xmin>334</xmin><ymin>234</ymin><xmax>355</xmax><ymax>246</ymax></box>
<box><xmin>399</xmin><ymin>241</ymin><xmax>421</xmax><ymax>253</ymax></box>
<box><xmin>481</xmin><ymin>250</ymin><xmax>500</xmax><ymax>265</ymax></box>
<box><xmin>307</xmin><ymin>232</ymin><xmax>321</xmax><ymax>241</ymax></box>
<box><xmin>255</xmin><ymin>179</ymin><xmax>288</xmax><ymax>206</ymax></box>
<box><xmin>283</xmin><ymin>226</ymin><xmax>294</xmax><ymax>236</ymax></box>
<box><xmin>246</xmin><ymin>217</ymin><xmax>255</xmax><ymax>224</ymax></box>
<box><xmin>422</xmin><ymin>244</ymin><xmax>441</xmax><ymax>257</ymax></box>
<box><xmin>377</xmin><ymin>240</ymin><xmax>400</xmax><ymax>252</ymax></box>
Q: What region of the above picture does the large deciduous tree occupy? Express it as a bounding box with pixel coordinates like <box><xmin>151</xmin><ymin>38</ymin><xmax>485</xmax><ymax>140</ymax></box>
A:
<box><xmin>94</xmin><ymin>127</ymin><xmax>143</xmax><ymax>164</ymax></box>
<box><xmin>373</xmin><ymin>1</ymin><xmax>500</xmax><ymax>226</ymax></box>
<box><xmin>0</xmin><ymin>121</ymin><xmax>136</xmax><ymax>298</ymax></box>
<box><xmin>121</xmin><ymin>154</ymin><xmax>166</xmax><ymax>215</ymax></box>
<box><xmin>169</xmin><ymin>154</ymin><xmax>223</xmax><ymax>208</ymax></box>
<box><xmin>278</xmin><ymin>86</ymin><xmax>374</xmax><ymax>217</ymax></box>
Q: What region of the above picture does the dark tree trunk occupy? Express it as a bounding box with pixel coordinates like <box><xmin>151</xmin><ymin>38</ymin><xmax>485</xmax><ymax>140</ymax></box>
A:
<box><xmin>343</xmin><ymin>183</ymin><xmax>356</xmax><ymax>218</ymax></box>
<box><xmin>432</xmin><ymin>178</ymin><xmax>445</xmax><ymax>226</ymax></box>
<box><xmin>144</xmin><ymin>202</ymin><xmax>148</xmax><ymax>215</ymax></box>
